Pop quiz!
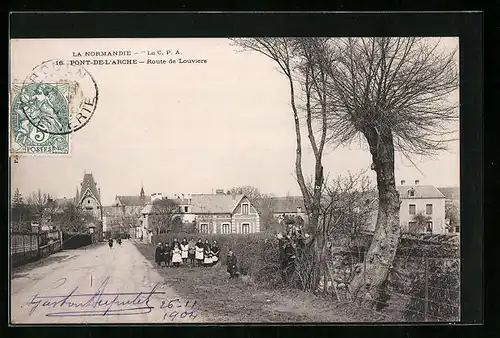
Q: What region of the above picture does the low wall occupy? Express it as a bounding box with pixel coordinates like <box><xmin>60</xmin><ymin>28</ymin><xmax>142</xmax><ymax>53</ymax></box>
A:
<box><xmin>11</xmin><ymin>231</ymin><xmax>63</xmax><ymax>268</ymax></box>
<box><xmin>62</xmin><ymin>232</ymin><xmax>93</xmax><ymax>249</ymax></box>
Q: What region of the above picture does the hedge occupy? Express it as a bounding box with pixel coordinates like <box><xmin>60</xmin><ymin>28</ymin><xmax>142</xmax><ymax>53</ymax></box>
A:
<box><xmin>151</xmin><ymin>231</ymin><xmax>460</xmax><ymax>297</ymax></box>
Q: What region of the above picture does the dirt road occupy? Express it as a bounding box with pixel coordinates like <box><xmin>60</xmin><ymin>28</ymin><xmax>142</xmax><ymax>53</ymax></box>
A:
<box><xmin>11</xmin><ymin>240</ymin><xmax>209</xmax><ymax>324</ymax></box>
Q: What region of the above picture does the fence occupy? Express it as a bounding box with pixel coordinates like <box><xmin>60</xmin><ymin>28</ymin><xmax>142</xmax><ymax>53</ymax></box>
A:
<box><xmin>316</xmin><ymin>247</ymin><xmax>460</xmax><ymax>322</ymax></box>
<box><xmin>11</xmin><ymin>230</ymin><xmax>63</xmax><ymax>268</ymax></box>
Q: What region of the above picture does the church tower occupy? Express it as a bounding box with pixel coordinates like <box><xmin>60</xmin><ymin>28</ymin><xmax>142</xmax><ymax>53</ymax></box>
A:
<box><xmin>140</xmin><ymin>185</ymin><xmax>145</xmax><ymax>202</ymax></box>
<box><xmin>77</xmin><ymin>171</ymin><xmax>102</xmax><ymax>220</ymax></box>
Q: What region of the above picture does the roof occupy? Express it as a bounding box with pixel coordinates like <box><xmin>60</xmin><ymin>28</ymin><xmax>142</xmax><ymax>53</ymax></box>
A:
<box><xmin>116</xmin><ymin>195</ymin><xmax>151</xmax><ymax>206</ymax></box>
<box><xmin>265</xmin><ymin>196</ymin><xmax>305</xmax><ymax>213</ymax></box>
<box><xmin>437</xmin><ymin>187</ymin><xmax>460</xmax><ymax>200</ymax></box>
<box><xmin>79</xmin><ymin>173</ymin><xmax>101</xmax><ymax>204</ymax></box>
<box><xmin>397</xmin><ymin>185</ymin><xmax>445</xmax><ymax>199</ymax></box>
<box><xmin>171</xmin><ymin>198</ymin><xmax>191</xmax><ymax>205</ymax></box>
<box><xmin>190</xmin><ymin>194</ymin><xmax>245</xmax><ymax>214</ymax></box>
<box><xmin>54</xmin><ymin>197</ymin><xmax>74</xmax><ymax>207</ymax></box>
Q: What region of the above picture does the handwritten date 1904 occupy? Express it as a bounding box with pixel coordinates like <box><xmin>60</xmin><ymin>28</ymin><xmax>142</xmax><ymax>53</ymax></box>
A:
<box><xmin>160</xmin><ymin>298</ymin><xmax>198</xmax><ymax>321</ymax></box>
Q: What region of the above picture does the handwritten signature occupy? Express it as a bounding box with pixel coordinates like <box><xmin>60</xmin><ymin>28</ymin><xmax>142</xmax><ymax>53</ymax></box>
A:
<box><xmin>26</xmin><ymin>277</ymin><xmax>198</xmax><ymax>320</ymax></box>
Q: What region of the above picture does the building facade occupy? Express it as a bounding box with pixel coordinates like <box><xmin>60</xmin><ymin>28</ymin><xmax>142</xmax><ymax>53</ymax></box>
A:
<box><xmin>102</xmin><ymin>186</ymin><xmax>150</xmax><ymax>238</ymax></box>
<box><xmin>365</xmin><ymin>180</ymin><xmax>447</xmax><ymax>234</ymax></box>
<box><xmin>139</xmin><ymin>192</ymin><xmax>261</xmax><ymax>237</ymax></box>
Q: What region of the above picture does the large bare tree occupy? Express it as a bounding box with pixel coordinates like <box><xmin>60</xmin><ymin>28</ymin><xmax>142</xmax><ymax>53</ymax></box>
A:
<box><xmin>309</xmin><ymin>37</ymin><xmax>458</xmax><ymax>300</ymax></box>
<box><xmin>232</xmin><ymin>38</ymin><xmax>329</xmax><ymax>237</ymax></box>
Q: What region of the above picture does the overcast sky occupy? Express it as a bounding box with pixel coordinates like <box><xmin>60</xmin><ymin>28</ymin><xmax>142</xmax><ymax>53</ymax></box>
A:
<box><xmin>10</xmin><ymin>38</ymin><xmax>460</xmax><ymax>205</ymax></box>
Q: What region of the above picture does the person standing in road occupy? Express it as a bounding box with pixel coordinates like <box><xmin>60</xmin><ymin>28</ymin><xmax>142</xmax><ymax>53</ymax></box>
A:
<box><xmin>108</xmin><ymin>238</ymin><xmax>113</xmax><ymax>249</ymax></box>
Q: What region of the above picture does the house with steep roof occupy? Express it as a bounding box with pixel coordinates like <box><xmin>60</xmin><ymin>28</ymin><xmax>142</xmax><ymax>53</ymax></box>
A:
<box><xmin>77</xmin><ymin>172</ymin><xmax>102</xmax><ymax>221</ymax></box>
<box><xmin>364</xmin><ymin>180</ymin><xmax>447</xmax><ymax>234</ymax></box>
<box><xmin>139</xmin><ymin>191</ymin><xmax>261</xmax><ymax>237</ymax></box>
<box><xmin>191</xmin><ymin>193</ymin><xmax>260</xmax><ymax>234</ymax></box>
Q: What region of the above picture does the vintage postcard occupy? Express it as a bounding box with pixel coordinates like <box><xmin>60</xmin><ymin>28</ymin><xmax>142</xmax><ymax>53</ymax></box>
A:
<box><xmin>10</xmin><ymin>37</ymin><xmax>461</xmax><ymax>324</ymax></box>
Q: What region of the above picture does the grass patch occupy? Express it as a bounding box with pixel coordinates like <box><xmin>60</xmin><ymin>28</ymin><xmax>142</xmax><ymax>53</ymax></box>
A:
<box><xmin>135</xmin><ymin>242</ymin><xmax>384</xmax><ymax>322</ymax></box>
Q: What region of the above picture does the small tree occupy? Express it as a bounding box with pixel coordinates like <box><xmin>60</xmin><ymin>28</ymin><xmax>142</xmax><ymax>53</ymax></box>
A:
<box><xmin>149</xmin><ymin>198</ymin><xmax>178</xmax><ymax>235</ymax></box>
<box><xmin>410</xmin><ymin>212</ymin><xmax>432</xmax><ymax>234</ymax></box>
<box><xmin>11</xmin><ymin>188</ymin><xmax>28</xmax><ymax>231</ymax></box>
<box><xmin>445</xmin><ymin>200</ymin><xmax>460</xmax><ymax>232</ymax></box>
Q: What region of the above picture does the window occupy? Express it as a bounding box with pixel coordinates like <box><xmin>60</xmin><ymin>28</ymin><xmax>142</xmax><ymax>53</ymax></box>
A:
<box><xmin>408</xmin><ymin>189</ymin><xmax>415</xmax><ymax>197</ymax></box>
<box><xmin>184</xmin><ymin>206</ymin><xmax>189</xmax><ymax>213</ymax></box>
<box><xmin>200</xmin><ymin>223</ymin><xmax>209</xmax><ymax>234</ymax></box>
<box><xmin>178</xmin><ymin>206</ymin><xmax>182</xmax><ymax>213</ymax></box>
<box><xmin>222</xmin><ymin>223</ymin><xmax>231</xmax><ymax>234</ymax></box>
<box><xmin>426</xmin><ymin>221</ymin><xmax>433</xmax><ymax>233</ymax></box>
<box><xmin>242</xmin><ymin>203</ymin><xmax>249</xmax><ymax>215</ymax></box>
<box><xmin>241</xmin><ymin>223</ymin><xmax>250</xmax><ymax>234</ymax></box>
<box><xmin>409</xmin><ymin>204</ymin><xmax>416</xmax><ymax>215</ymax></box>
<box><xmin>408</xmin><ymin>221</ymin><xmax>417</xmax><ymax>233</ymax></box>
<box><xmin>426</xmin><ymin>204</ymin><xmax>433</xmax><ymax>215</ymax></box>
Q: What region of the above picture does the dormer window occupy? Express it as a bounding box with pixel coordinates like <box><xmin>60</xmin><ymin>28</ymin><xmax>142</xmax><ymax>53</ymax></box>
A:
<box><xmin>297</xmin><ymin>207</ymin><xmax>302</xmax><ymax>213</ymax></box>
<box><xmin>408</xmin><ymin>189</ymin><xmax>415</xmax><ymax>197</ymax></box>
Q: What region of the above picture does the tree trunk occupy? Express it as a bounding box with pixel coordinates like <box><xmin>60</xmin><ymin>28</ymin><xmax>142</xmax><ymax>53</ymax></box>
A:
<box><xmin>349</xmin><ymin>126</ymin><xmax>401</xmax><ymax>301</ymax></box>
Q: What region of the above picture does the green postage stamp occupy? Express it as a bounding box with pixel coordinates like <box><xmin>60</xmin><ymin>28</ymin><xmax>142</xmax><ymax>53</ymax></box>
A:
<box><xmin>10</xmin><ymin>82</ymin><xmax>71</xmax><ymax>155</ymax></box>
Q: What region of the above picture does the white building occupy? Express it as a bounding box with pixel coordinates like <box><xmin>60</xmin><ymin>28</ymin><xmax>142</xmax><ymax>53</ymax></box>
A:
<box><xmin>365</xmin><ymin>180</ymin><xmax>447</xmax><ymax>234</ymax></box>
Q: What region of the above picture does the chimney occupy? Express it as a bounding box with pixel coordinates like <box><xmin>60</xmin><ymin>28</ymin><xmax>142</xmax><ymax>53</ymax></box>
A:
<box><xmin>401</xmin><ymin>180</ymin><xmax>406</xmax><ymax>185</ymax></box>
<box><xmin>215</xmin><ymin>189</ymin><xmax>225</xmax><ymax>195</ymax></box>
<box><xmin>415</xmin><ymin>180</ymin><xmax>420</xmax><ymax>185</ymax></box>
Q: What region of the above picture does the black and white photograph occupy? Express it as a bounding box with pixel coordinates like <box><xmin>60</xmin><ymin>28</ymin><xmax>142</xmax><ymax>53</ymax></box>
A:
<box><xmin>9</xmin><ymin>22</ymin><xmax>466</xmax><ymax>324</ymax></box>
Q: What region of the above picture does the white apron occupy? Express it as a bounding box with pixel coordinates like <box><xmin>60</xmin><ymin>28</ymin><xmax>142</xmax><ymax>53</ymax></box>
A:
<box><xmin>181</xmin><ymin>244</ymin><xmax>189</xmax><ymax>259</ymax></box>
<box><xmin>204</xmin><ymin>255</ymin><xmax>213</xmax><ymax>264</ymax></box>
<box><xmin>172</xmin><ymin>248</ymin><xmax>182</xmax><ymax>263</ymax></box>
<box><xmin>211</xmin><ymin>250</ymin><xmax>219</xmax><ymax>262</ymax></box>
<box><xmin>195</xmin><ymin>246</ymin><xmax>204</xmax><ymax>260</ymax></box>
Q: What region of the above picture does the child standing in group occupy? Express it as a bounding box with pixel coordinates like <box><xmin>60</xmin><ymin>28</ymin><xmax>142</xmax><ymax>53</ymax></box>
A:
<box><xmin>188</xmin><ymin>240</ymin><xmax>196</xmax><ymax>267</ymax></box>
<box><xmin>155</xmin><ymin>243</ymin><xmax>163</xmax><ymax>267</ymax></box>
<box><xmin>164</xmin><ymin>242</ymin><xmax>172</xmax><ymax>267</ymax></box>
<box><xmin>211</xmin><ymin>240</ymin><xmax>220</xmax><ymax>266</ymax></box>
<box><xmin>180</xmin><ymin>238</ymin><xmax>189</xmax><ymax>266</ymax></box>
<box><xmin>171</xmin><ymin>239</ymin><xmax>182</xmax><ymax>267</ymax></box>
<box><xmin>195</xmin><ymin>239</ymin><xmax>204</xmax><ymax>266</ymax></box>
<box><xmin>203</xmin><ymin>239</ymin><xmax>213</xmax><ymax>267</ymax></box>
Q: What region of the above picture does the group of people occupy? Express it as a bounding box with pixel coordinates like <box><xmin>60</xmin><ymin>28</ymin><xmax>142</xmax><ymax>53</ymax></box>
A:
<box><xmin>155</xmin><ymin>238</ymin><xmax>220</xmax><ymax>268</ymax></box>
<box><xmin>154</xmin><ymin>238</ymin><xmax>239</xmax><ymax>279</ymax></box>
